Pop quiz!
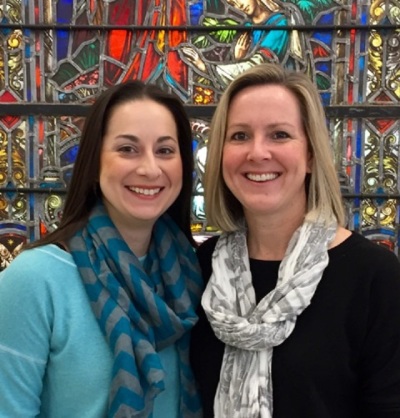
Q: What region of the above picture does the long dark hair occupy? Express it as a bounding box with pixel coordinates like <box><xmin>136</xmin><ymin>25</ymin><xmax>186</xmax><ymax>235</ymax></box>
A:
<box><xmin>30</xmin><ymin>81</ymin><xmax>195</xmax><ymax>247</ymax></box>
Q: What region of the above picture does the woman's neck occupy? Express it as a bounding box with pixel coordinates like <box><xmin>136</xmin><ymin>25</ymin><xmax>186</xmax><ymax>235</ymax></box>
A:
<box><xmin>246</xmin><ymin>213</ymin><xmax>305</xmax><ymax>260</ymax></box>
<box><xmin>113</xmin><ymin>222</ymin><xmax>154</xmax><ymax>257</ymax></box>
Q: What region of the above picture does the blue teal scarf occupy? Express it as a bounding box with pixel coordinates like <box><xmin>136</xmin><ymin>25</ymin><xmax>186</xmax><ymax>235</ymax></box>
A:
<box><xmin>68</xmin><ymin>202</ymin><xmax>203</xmax><ymax>417</ymax></box>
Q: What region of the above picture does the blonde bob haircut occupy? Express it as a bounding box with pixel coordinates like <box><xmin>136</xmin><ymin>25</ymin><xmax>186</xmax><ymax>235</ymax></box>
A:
<box><xmin>204</xmin><ymin>63</ymin><xmax>345</xmax><ymax>232</ymax></box>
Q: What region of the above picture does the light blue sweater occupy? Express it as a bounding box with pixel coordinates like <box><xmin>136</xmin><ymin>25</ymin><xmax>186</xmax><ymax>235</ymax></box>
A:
<box><xmin>0</xmin><ymin>244</ymin><xmax>179</xmax><ymax>417</ymax></box>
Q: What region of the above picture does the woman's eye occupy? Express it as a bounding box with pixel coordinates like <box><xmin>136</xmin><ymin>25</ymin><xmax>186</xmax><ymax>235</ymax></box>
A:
<box><xmin>158</xmin><ymin>147</ymin><xmax>175</xmax><ymax>155</ymax></box>
<box><xmin>273</xmin><ymin>131</ymin><xmax>290</xmax><ymax>140</ymax></box>
<box><xmin>230</xmin><ymin>132</ymin><xmax>248</xmax><ymax>141</ymax></box>
<box><xmin>118</xmin><ymin>145</ymin><xmax>136</xmax><ymax>153</ymax></box>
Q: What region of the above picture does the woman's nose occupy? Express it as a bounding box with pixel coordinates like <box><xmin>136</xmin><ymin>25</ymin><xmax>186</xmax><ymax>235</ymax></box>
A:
<box><xmin>135</xmin><ymin>154</ymin><xmax>162</xmax><ymax>179</ymax></box>
<box><xmin>246</xmin><ymin>138</ymin><xmax>272</xmax><ymax>161</ymax></box>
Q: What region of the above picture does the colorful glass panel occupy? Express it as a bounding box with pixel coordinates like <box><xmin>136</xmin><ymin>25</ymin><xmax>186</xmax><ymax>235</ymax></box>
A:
<box><xmin>0</xmin><ymin>0</ymin><xmax>398</xmax><ymax>266</ymax></box>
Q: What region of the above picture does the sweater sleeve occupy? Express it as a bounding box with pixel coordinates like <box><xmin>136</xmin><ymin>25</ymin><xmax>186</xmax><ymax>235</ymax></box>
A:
<box><xmin>196</xmin><ymin>235</ymin><xmax>219</xmax><ymax>284</ymax></box>
<box><xmin>0</xmin><ymin>249</ymin><xmax>54</xmax><ymax>417</ymax></box>
<box><xmin>359</xmin><ymin>248</ymin><xmax>400</xmax><ymax>416</ymax></box>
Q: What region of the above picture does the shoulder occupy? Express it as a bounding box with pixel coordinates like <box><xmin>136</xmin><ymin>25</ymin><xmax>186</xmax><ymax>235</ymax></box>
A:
<box><xmin>9</xmin><ymin>243</ymin><xmax>75</xmax><ymax>267</ymax></box>
<box><xmin>0</xmin><ymin>244</ymin><xmax>78</xmax><ymax>292</ymax></box>
<box><xmin>328</xmin><ymin>231</ymin><xmax>400</xmax><ymax>293</ymax></box>
<box><xmin>197</xmin><ymin>235</ymin><xmax>219</xmax><ymax>261</ymax></box>
<box><xmin>335</xmin><ymin>232</ymin><xmax>400</xmax><ymax>266</ymax></box>
<box><xmin>0</xmin><ymin>245</ymin><xmax>80</xmax><ymax>338</ymax></box>
<box><xmin>196</xmin><ymin>235</ymin><xmax>220</xmax><ymax>283</ymax></box>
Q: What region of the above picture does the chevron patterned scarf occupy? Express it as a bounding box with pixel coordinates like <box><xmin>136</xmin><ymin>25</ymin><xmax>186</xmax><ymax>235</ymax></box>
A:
<box><xmin>68</xmin><ymin>202</ymin><xmax>203</xmax><ymax>417</ymax></box>
<box><xmin>202</xmin><ymin>216</ymin><xmax>337</xmax><ymax>417</ymax></box>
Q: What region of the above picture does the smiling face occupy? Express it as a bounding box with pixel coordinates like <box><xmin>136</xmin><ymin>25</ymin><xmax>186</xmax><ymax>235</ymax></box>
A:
<box><xmin>222</xmin><ymin>84</ymin><xmax>312</xmax><ymax>224</ymax></box>
<box><xmin>99</xmin><ymin>99</ymin><xmax>182</xmax><ymax>231</ymax></box>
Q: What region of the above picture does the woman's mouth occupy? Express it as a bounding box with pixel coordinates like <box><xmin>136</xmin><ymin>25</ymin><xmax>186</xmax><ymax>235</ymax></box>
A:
<box><xmin>245</xmin><ymin>173</ymin><xmax>279</xmax><ymax>182</ymax></box>
<box><xmin>127</xmin><ymin>186</ymin><xmax>161</xmax><ymax>196</ymax></box>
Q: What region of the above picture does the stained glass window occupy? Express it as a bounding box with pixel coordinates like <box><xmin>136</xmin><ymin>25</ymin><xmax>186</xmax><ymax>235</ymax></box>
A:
<box><xmin>0</xmin><ymin>0</ymin><xmax>399</xmax><ymax>267</ymax></box>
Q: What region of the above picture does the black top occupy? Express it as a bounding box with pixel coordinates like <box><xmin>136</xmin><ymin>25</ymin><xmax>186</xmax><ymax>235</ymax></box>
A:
<box><xmin>191</xmin><ymin>232</ymin><xmax>400</xmax><ymax>418</ymax></box>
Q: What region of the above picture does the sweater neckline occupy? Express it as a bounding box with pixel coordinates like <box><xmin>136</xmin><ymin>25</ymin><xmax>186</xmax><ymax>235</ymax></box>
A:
<box><xmin>249</xmin><ymin>232</ymin><xmax>357</xmax><ymax>264</ymax></box>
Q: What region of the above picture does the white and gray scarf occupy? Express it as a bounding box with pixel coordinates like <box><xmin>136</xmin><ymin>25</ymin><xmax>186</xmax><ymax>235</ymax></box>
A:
<box><xmin>201</xmin><ymin>216</ymin><xmax>337</xmax><ymax>418</ymax></box>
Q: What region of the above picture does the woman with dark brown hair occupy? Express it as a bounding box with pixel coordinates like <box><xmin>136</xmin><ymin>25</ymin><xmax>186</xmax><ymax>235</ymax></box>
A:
<box><xmin>0</xmin><ymin>81</ymin><xmax>203</xmax><ymax>418</ymax></box>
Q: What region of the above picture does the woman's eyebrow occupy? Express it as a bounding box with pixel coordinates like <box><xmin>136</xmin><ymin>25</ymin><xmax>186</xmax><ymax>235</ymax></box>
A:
<box><xmin>114</xmin><ymin>134</ymin><xmax>178</xmax><ymax>143</ymax></box>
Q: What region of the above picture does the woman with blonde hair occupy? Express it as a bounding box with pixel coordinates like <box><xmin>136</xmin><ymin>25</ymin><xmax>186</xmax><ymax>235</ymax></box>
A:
<box><xmin>191</xmin><ymin>63</ymin><xmax>400</xmax><ymax>417</ymax></box>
